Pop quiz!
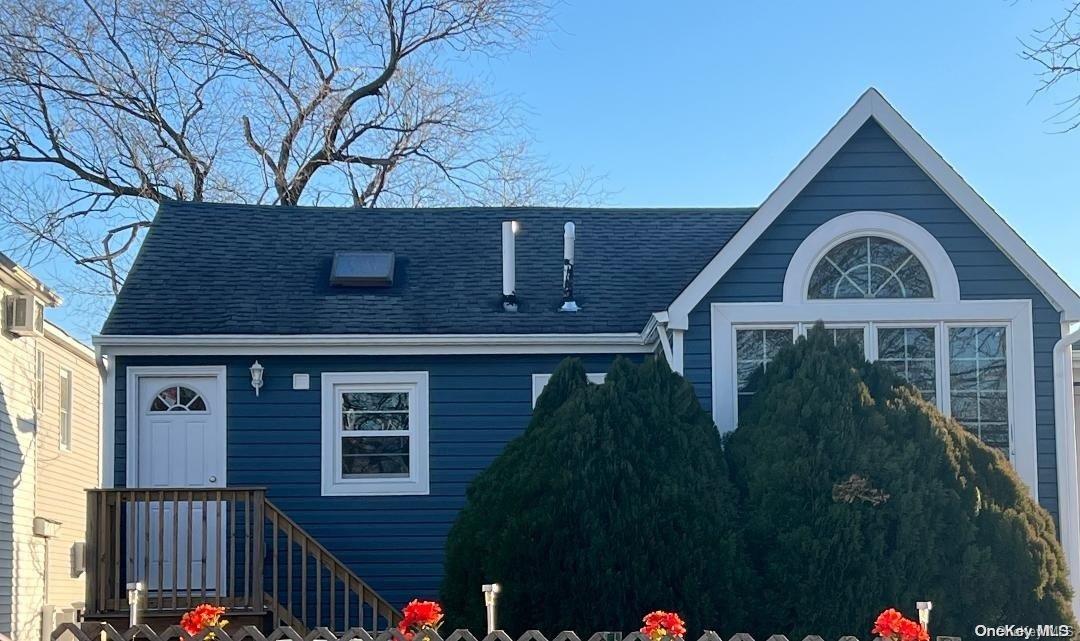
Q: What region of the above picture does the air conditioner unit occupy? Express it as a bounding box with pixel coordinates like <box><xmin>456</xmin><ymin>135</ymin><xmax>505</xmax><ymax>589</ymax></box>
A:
<box><xmin>4</xmin><ymin>293</ymin><xmax>45</xmax><ymax>336</ymax></box>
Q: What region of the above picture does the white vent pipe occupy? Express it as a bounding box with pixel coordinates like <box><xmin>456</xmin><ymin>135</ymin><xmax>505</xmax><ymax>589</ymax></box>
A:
<box><xmin>501</xmin><ymin>221</ymin><xmax>518</xmax><ymax>312</ymax></box>
<box><xmin>560</xmin><ymin>221</ymin><xmax>579</xmax><ymax>312</ymax></box>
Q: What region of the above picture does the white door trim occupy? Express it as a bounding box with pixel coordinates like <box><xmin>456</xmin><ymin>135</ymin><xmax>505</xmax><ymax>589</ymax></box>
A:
<box><xmin>125</xmin><ymin>365</ymin><xmax>228</xmax><ymax>487</ymax></box>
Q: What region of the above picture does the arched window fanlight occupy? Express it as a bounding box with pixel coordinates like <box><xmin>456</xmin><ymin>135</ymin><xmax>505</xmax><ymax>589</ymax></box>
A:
<box><xmin>150</xmin><ymin>385</ymin><xmax>207</xmax><ymax>412</ymax></box>
<box><xmin>807</xmin><ymin>236</ymin><xmax>933</xmax><ymax>299</ymax></box>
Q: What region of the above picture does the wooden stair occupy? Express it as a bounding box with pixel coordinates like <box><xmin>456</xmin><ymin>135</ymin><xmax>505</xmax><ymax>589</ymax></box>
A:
<box><xmin>263</xmin><ymin>499</ymin><xmax>401</xmax><ymax>632</ymax></box>
<box><xmin>85</xmin><ymin>488</ymin><xmax>401</xmax><ymax>633</ymax></box>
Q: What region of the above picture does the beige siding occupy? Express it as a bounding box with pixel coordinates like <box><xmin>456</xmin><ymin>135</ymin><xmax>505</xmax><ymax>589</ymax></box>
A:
<box><xmin>34</xmin><ymin>328</ymin><xmax>99</xmax><ymax>625</ymax></box>
<box><xmin>0</xmin><ymin>285</ymin><xmax>40</xmax><ymax>641</ymax></box>
<box><xmin>0</xmin><ymin>290</ymin><xmax>100</xmax><ymax>641</ymax></box>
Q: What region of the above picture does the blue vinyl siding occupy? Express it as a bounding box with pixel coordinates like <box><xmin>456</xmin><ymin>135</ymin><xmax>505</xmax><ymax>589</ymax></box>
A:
<box><xmin>683</xmin><ymin>119</ymin><xmax>1064</xmax><ymax>520</ymax></box>
<box><xmin>112</xmin><ymin>352</ymin><xmax>632</xmax><ymax>608</ymax></box>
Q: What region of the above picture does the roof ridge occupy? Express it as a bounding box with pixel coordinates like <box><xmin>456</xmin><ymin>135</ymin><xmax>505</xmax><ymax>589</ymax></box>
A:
<box><xmin>158</xmin><ymin>201</ymin><xmax>758</xmax><ymax>215</ymax></box>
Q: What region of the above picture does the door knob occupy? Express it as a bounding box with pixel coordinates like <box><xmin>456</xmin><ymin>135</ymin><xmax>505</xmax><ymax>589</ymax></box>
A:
<box><xmin>208</xmin><ymin>475</ymin><xmax>217</xmax><ymax>483</ymax></box>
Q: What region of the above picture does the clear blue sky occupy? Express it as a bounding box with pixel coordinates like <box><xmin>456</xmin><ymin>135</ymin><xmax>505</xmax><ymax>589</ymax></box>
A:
<box><xmin>34</xmin><ymin>0</ymin><xmax>1080</xmax><ymax>339</ymax></box>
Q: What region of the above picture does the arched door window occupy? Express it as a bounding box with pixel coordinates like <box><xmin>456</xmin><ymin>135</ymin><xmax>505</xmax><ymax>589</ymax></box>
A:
<box><xmin>149</xmin><ymin>385</ymin><xmax>207</xmax><ymax>412</ymax></box>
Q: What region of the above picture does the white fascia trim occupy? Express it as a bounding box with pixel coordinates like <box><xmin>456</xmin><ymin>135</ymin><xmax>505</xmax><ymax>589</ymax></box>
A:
<box><xmin>94</xmin><ymin>332</ymin><xmax>655</xmax><ymax>356</ymax></box>
<box><xmin>124</xmin><ymin>365</ymin><xmax>228</xmax><ymax>488</ymax></box>
<box><xmin>666</xmin><ymin>88</ymin><xmax>1080</xmax><ymax>328</ymax></box>
<box><xmin>321</xmin><ymin>371</ymin><xmax>430</xmax><ymax>496</ymax></box>
<box><xmin>710</xmin><ymin>299</ymin><xmax>1038</xmax><ymax>499</ymax></box>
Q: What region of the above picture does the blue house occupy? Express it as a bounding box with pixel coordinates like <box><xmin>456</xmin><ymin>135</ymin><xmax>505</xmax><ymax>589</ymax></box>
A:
<box><xmin>88</xmin><ymin>89</ymin><xmax>1080</xmax><ymax>627</ymax></box>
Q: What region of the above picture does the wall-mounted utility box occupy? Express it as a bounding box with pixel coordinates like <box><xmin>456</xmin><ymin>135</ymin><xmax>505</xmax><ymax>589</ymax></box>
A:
<box><xmin>33</xmin><ymin>516</ymin><xmax>61</xmax><ymax>538</ymax></box>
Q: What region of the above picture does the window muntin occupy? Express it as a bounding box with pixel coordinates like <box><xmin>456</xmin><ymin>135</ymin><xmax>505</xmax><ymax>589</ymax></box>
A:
<box><xmin>825</xmin><ymin>326</ymin><xmax>866</xmax><ymax>352</ymax></box>
<box><xmin>949</xmin><ymin>326</ymin><xmax>1009</xmax><ymax>452</ymax></box>
<box><xmin>730</xmin><ymin>321</ymin><xmax>1014</xmax><ymax>455</ymax></box>
<box><xmin>735</xmin><ymin>328</ymin><xmax>794</xmax><ymax>411</ymax></box>
<box><xmin>876</xmin><ymin>327</ymin><xmax>937</xmax><ymax>403</ymax></box>
<box><xmin>321</xmin><ymin>372</ymin><xmax>429</xmax><ymax>496</ymax></box>
<box><xmin>149</xmin><ymin>385</ymin><xmax>207</xmax><ymax>412</ymax></box>
<box><xmin>808</xmin><ymin>236</ymin><xmax>933</xmax><ymax>300</ymax></box>
<box><xmin>59</xmin><ymin>368</ymin><xmax>72</xmax><ymax>451</ymax></box>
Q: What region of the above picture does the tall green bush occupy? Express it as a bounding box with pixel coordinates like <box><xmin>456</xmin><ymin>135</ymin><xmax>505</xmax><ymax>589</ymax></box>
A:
<box><xmin>726</xmin><ymin>324</ymin><xmax>1075</xmax><ymax>635</ymax></box>
<box><xmin>441</xmin><ymin>356</ymin><xmax>753</xmax><ymax>634</ymax></box>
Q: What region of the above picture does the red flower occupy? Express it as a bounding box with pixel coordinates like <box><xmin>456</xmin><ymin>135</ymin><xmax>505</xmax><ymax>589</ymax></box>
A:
<box><xmin>398</xmin><ymin>599</ymin><xmax>443</xmax><ymax>639</ymax></box>
<box><xmin>872</xmin><ymin>609</ymin><xmax>904</xmax><ymax>638</ymax></box>
<box><xmin>872</xmin><ymin>609</ymin><xmax>926</xmax><ymax>641</ymax></box>
<box><xmin>641</xmin><ymin>610</ymin><xmax>687</xmax><ymax>640</ymax></box>
<box><xmin>897</xmin><ymin>618</ymin><xmax>929</xmax><ymax>641</ymax></box>
<box><xmin>180</xmin><ymin>604</ymin><xmax>227</xmax><ymax>637</ymax></box>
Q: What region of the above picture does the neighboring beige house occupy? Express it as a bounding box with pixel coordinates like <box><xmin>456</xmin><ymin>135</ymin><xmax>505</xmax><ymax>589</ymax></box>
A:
<box><xmin>0</xmin><ymin>252</ymin><xmax>100</xmax><ymax>641</ymax></box>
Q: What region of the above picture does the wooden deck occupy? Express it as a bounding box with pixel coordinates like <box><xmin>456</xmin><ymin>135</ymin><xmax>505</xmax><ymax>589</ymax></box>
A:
<box><xmin>85</xmin><ymin>488</ymin><xmax>401</xmax><ymax>632</ymax></box>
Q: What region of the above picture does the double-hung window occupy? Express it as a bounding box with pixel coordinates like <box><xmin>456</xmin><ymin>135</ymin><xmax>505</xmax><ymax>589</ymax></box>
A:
<box><xmin>321</xmin><ymin>371</ymin><xmax>430</xmax><ymax>496</ymax></box>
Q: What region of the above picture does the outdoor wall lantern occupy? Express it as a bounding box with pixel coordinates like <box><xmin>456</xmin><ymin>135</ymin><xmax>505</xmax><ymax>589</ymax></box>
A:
<box><xmin>250</xmin><ymin>360</ymin><xmax>265</xmax><ymax>397</ymax></box>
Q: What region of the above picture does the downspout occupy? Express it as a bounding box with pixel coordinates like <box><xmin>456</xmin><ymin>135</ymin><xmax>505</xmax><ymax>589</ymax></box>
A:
<box><xmin>94</xmin><ymin>346</ymin><xmax>109</xmax><ymax>488</ymax></box>
<box><xmin>1052</xmin><ymin>323</ymin><xmax>1080</xmax><ymax>617</ymax></box>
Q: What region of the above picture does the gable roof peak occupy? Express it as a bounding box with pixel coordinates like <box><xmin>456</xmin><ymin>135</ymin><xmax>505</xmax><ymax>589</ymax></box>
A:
<box><xmin>664</xmin><ymin>88</ymin><xmax>1080</xmax><ymax>326</ymax></box>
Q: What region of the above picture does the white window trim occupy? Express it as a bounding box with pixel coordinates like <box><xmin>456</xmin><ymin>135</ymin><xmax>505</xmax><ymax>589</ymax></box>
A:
<box><xmin>711</xmin><ymin>299</ymin><xmax>1038</xmax><ymax>498</ymax></box>
<box><xmin>321</xmin><ymin>371</ymin><xmax>430</xmax><ymax>497</ymax></box>
<box><xmin>783</xmin><ymin>211</ymin><xmax>961</xmax><ymax>304</ymax></box>
<box><xmin>531</xmin><ymin>372</ymin><xmax>606</xmax><ymax>408</ymax></box>
<box><xmin>58</xmin><ymin>366</ymin><xmax>73</xmax><ymax>451</ymax></box>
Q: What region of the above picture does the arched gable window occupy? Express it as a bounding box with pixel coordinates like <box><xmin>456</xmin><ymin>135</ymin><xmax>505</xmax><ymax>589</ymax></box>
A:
<box><xmin>808</xmin><ymin>235</ymin><xmax>933</xmax><ymax>299</ymax></box>
<box><xmin>149</xmin><ymin>385</ymin><xmax>207</xmax><ymax>412</ymax></box>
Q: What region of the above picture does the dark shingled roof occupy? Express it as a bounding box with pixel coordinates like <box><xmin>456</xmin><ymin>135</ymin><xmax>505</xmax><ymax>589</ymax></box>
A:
<box><xmin>101</xmin><ymin>202</ymin><xmax>756</xmax><ymax>335</ymax></box>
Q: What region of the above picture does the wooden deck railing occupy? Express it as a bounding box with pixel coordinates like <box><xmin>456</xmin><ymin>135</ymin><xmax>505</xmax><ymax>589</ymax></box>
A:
<box><xmin>264</xmin><ymin>501</ymin><xmax>399</xmax><ymax>631</ymax></box>
<box><xmin>86</xmin><ymin>488</ymin><xmax>400</xmax><ymax>632</ymax></box>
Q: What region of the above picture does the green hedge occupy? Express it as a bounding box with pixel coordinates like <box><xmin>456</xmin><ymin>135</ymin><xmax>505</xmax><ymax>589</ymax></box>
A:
<box><xmin>441</xmin><ymin>326</ymin><xmax>1075</xmax><ymax>635</ymax></box>
<box><xmin>440</xmin><ymin>357</ymin><xmax>753</xmax><ymax>634</ymax></box>
<box><xmin>726</xmin><ymin>324</ymin><xmax>1074</xmax><ymax>635</ymax></box>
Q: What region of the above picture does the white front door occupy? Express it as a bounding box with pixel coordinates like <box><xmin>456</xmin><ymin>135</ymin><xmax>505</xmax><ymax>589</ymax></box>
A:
<box><xmin>134</xmin><ymin>373</ymin><xmax>227</xmax><ymax>592</ymax></box>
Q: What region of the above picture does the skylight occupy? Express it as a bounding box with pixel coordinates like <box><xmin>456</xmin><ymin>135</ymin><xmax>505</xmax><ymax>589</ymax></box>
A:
<box><xmin>330</xmin><ymin>251</ymin><xmax>395</xmax><ymax>287</ymax></box>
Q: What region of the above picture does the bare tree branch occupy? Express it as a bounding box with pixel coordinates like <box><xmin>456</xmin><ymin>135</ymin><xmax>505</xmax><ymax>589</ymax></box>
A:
<box><xmin>1023</xmin><ymin>1</ymin><xmax>1080</xmax><ymax>131</ymax></box>
<box><xmin>0</xmin><ymin>0</ymin><xmax>601</xmax><ymax>304</ymax></box>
